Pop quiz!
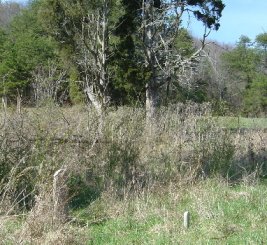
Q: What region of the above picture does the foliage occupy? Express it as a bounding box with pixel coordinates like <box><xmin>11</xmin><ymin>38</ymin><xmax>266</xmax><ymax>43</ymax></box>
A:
<box><xmin>110</xmin><ymin>0</ymin><xmax>146</xmax><ymax>105</ymax></box>
<box><xmin>255</xmin><ymin>32</ymin><xmax>267</xmax><ymax>75</ymax></box>
<box><xmin>69</xmin><ymin>80</ymin><xmax>85</xmax><ymax>105</ymax></box>
<box><xmin>0</xmin><ymin>3</ymin><xmax>58</xmax><ymax>101</ymax></box>
<box><xmin>256</xmin><ymin>32</ymin><xmax>267</xmax><ymax>51</ymax></box>
<box><xmin>222</xmin><ymin>36</ymin><xmax>259</xmax><ymax>85</ymax></box>
<box><xmin>0</xmin><ymin>1</ymin><xmax>265</xmax><ymax>115</ymax></box>
<box><xmin>221</xmin><ymin>35</ymin><xmax>267</xmax><ymax>115</ymax></box>
<box><xmin>244</xmin><ymin>73</ymin><xmax>267</xmax><ymax>116</ymax></box>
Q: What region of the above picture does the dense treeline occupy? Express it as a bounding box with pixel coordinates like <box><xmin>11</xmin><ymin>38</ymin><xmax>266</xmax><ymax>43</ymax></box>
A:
<box><xmin>0</xmin><ymin>0</ymin><xmax>266</xmax><ymax>116</ymax></box>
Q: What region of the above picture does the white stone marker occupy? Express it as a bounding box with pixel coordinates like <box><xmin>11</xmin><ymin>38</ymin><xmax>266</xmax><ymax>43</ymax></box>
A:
<box><xmin>183</xmin><ymin>211</ymin><xmax>190</xmax><ymax>229</ymax></box>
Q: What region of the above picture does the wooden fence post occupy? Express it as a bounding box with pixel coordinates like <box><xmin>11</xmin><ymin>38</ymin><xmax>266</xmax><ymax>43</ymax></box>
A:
<box><xmin>53</xmin><ymin>168</ymin><xmax>68</xmax><ymax>224</ymax></box>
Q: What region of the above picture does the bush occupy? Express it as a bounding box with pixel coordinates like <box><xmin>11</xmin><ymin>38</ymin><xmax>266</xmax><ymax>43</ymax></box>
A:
<box><xmin>0</xmin><ymin>103</ymin><xmax>266</xmax><ymax>216</ymax></box>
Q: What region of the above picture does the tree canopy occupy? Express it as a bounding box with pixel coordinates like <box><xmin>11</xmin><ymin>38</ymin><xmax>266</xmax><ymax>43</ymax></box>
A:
<box><xmin>0</xmin><ymin>0</ymin><xmax>265</xmax><ymax>116</ymax></box>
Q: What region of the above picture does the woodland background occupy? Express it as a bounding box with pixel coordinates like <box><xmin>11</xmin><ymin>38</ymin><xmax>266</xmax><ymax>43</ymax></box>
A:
<box><xmin>0</xmin><ymin>0</ymin><xmax>266</xmax><ymax>116</ymax></box>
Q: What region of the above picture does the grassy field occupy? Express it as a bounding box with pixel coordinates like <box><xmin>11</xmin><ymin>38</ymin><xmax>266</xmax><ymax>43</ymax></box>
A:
<box><xmin>214</xmin><ymin>116</ymin><xmax>267</xmax><ymax>129</ymax></box>
<box><xmin>0</xmin><ymin>105</ymin><xmax>266</xmax><ymax>244</ymax></box>
<box><xmin>1</xmin><ymin>180</ymin><xmax>267</xmax><ymax>244</ymax></box>
<box><xmin>92</xmin><ymin>182</ymin><xmax>266</xmax><ymax>244</ymax></box>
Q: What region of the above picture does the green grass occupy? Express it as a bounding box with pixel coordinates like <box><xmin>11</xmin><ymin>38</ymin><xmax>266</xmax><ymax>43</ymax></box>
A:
<box><xmin>214</xmin><ymin>116</ymin><xmax>267</xmax><ymax>129</ymax></box>
<box><xmin>0</xmin><ymin>216</ymin><xmax>24</xmax><ymax>244</ymax></box>
<box><xmin>1</xmin><ymin>178</ymin><xmax>267</xmax><ymax>244</ymax></box>
<box><xmin>80</xmin><ymin>180</ymin><xmax>267</xmax><ymax>244</ymax></box>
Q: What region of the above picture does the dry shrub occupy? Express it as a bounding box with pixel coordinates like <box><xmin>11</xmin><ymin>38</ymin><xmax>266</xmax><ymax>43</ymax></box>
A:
<box><xmin>0</xmin><ymin>103</ymin><xmax>266</xmax><ymax>220</ymax></box>
<box><xmin>139</xmin><ymin>102</ymin><xmax>234</xmax><ymax>182</ymax></box>
<box><xmin>12</xmin><ymin>187</ymin><xmax>88</xmax><ymax>244</ymax></box>
<box><xmin>0</xmin><ymin>105</ymin><xmax>99</xmax><ymax>211</ymax></box>
<box><xmin>232</xmin><ymin>129</ymin><xmax>267</xmax><ymax>182</ymax></box>
<box><xmin>15</xmin><ymin>190</ymin><xmax>54</xmax><ymax>243</ymax></box>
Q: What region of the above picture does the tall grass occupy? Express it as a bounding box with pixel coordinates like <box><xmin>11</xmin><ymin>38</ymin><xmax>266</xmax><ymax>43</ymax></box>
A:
<box><xmin>0</xmin><ymin>103</ymin><xmax>266</xmax><ymax>243</ymax></box>
<box><xmin>83</xmin><ymin>179</ymin><xmax>267</xmax><ymax>244</ymax></box>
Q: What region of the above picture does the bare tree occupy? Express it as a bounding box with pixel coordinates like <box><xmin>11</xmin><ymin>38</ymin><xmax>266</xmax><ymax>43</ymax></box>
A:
<box><xmin>0</xmin><ymin>1</ymin><xmax>22</xmax><ymax>28</ymax></box>
<box><xmin>55</xmin><ymin>0</ymin><xmax>118</xmax><ymax>135</ymax></box>
<box><xmin>39</xmin><ymin>0</ymin><xmax>224</xmax><ymax>121</ymax></box>
<box><xmin>76</xmin><ymin>0</ymin><xmax>111</xmax><ymax>116</ymax></box>
<box><xmin>198</xmin><ymin>41</ymin><xmax>232</xmax><ymax>101</ymax></box>
<box><xmin>139</xmin><ymin>0</ymin><xmax>224</xmax><ymax>121</ymax></box>
<box><xmin>31</xmin><ymin>61</ymin><xmax>67</xmax><ymax>106</ymax></box>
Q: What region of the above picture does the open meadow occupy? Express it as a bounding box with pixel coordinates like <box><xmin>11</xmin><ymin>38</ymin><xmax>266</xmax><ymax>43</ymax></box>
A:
<box><xmin>0</xmin><ymin>104</ymin><xmax>266</xmax><ymax>244</ymax></box>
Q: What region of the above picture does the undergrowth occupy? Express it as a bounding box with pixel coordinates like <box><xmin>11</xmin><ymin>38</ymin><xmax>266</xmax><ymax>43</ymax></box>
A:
<box><xmin>0</xmin><ymin>103</ymin><xmax>266</xmax><ymax>244</ymax></box>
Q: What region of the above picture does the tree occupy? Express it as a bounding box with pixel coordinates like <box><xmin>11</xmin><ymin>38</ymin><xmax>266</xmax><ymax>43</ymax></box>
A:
<box><xmin>31</xmin><ymin>61</ymin><xmax>67</xmax><ymax>106</ymax></box>
<box><xmin>0</xmin><ymin>2</ymin><xmax>58</xmax><ymax>102</ymax></box>
<box><xmin>161</xmin><ymin>29</ymin><xmax>198</xmax><ymax>105</ymax></box>
<box><xmin>244</xmin><ymin>73</ymin><xmax>267</xmax><ymax>116</ymax></box>
<box><xmin>0</xmin><ymin>1</ymin><xmax>22</xmax><ymax>28</ymax></box>
<box><xmin>38</xmin><ymin>0</ymin><xmax>124</xmax><ymax>115</ymax></box>
<box><xmin>37</xmin><ymin>0</ymin><xmax>224</xmax><ymax>120</ymax></box>
<box><xmin>221</xmin><ymin>35</ymin><xmax>260</xmax><ymax>111</ymax></box>
<box><xmin>194</xmin><ymin>40</ymin><xmax>247</xmax><ymax>115</ymax></box>
<box><xmin>223</xmin><ymin>36</ymin><xmax>258</xmax><ymax>82</ymax></box>
<box><xmin>138</xmin><ymin>0</ymin><xmax>225</xmax><ymax>121</ymax></box>
<box><xmin>110</xmin><ymin>0</ymin><xmax>147</xmax><ymax>106</ymax></box>
<box><xmin>256</xmin><ymin>32</ymin><xmax>267</xmax><ymax>74</ymax></box>
<box><xmin>242</xmin><ymin>33</ymin><xmax>267</xmax><ymax>115</ymax></box>
<box><xmin>220</xmin><ymin>34</ymin><xmax>267</xmax><ymax>115</ymax></box>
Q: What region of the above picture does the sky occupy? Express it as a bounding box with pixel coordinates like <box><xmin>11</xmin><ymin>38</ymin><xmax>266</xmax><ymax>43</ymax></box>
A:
<box><xmin>187</xmin><ymin>0</ymin><xmax>267</xmax><ymax>45</ymax></box>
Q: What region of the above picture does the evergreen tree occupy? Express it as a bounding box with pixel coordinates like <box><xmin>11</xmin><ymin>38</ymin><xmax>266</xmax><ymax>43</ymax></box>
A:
<box><xmin>111</xmin><ymin>0</ymin><xmax>146</xmax><ymax>105</ymax></box>
<box><xmin>244</xmin><ymin>73</ymin><xmax>267</xmax><ymax>116</ymax></box>
<box><xmin>0</xmin><ymin>2</ymin><xmax>58</xmax><ymax>102</ymax></box>
<box><xmin>222</xmin><ymin>36</ymin><xmax>260</xmax><ymax>91</ymax></box>
<box><xmin>222</xmin><ymin>35</ymin><xmax>267</xmax><ymax>115</ymax></box>
<box><xmin>256</xmin><ymin>32</ymin><xmax>267</xmax><ymax>74</ymax></box>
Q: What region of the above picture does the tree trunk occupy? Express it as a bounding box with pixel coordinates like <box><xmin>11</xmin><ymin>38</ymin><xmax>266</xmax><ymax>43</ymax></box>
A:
<box><xmin>82</xmin><ymin>0</ymin><xmax>110</xmax><ymax>136</ymax></box>
<box><xmin>84</xmin><ymin>85</ymin><xmax>105</xmax><ymax>137</ymax></box>
<box><xmin>143</xmin><ymin>0</ymin><xmax>159</xmax><ymax>122</ymax></box>
<box><xmin>146</xmin><ymin>82</ymin><xmax>159</xmax><ymax>122</ymax></box>
<box><xmin>84</xmin><ymin>85</ymin><xmax>103</xmax><ymax>116</ymax></box>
